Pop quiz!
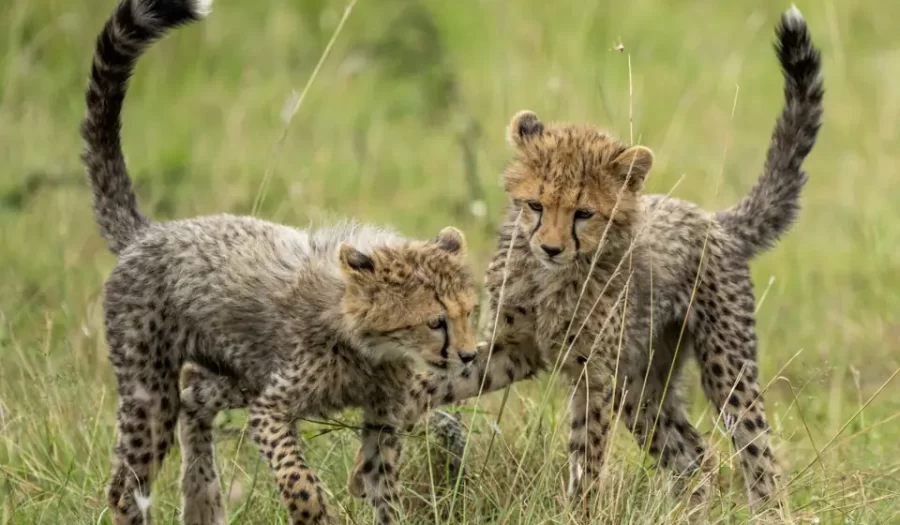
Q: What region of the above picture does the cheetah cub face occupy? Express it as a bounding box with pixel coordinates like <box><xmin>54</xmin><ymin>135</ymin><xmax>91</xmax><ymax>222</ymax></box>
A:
<box><xmin>503</xmin><ymin>110</ymin><xmax>655</xmax><ymax>269</ymax></box>
<box><xmin>339</xmin><ymin>226</ymin><xmax>479</xmax><ymax>371</ymax></box>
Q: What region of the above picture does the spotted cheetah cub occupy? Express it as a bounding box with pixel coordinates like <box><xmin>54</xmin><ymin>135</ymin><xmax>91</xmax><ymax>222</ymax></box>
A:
<box><xmin>80</xmin><ymin>1</ymin><xmax>537</xmax><ymax>524</ymax></box>
<box><xmin>480</xmin><ymin>6</ymin><xmax>823</xmax><ymax>517</ymax></box>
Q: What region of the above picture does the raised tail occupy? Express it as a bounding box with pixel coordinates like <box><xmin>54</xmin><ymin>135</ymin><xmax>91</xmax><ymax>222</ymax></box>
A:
<box><xmin>80</xmin><ymin>0</ymin><xmax>212</xmax><ymax>254</ymax></box>
<box><xmin>716</xmin><ymin>5</ymin><xmax>824</xmax><ymax>260</ymax></box>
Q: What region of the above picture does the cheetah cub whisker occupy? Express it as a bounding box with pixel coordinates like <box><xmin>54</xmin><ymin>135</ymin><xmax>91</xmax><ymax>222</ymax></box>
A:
<box><xmin>479</xmin><ymin>6</ymin><xmax>823</xmax><ymax>519</ymax></box>
<box><xmin>81</xmin><ymin>1</ymin><xmax>539</xmax><ymax>524</ymax></box>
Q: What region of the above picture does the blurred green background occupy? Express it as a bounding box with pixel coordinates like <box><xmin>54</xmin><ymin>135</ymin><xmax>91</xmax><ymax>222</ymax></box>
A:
<box><xmin>1</xmin><ymin>0</ymin><xmax>898</xmax><ymax>523</ymax></box>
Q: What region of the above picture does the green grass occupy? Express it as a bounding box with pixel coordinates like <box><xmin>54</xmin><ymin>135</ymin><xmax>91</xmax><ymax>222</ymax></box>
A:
<box><xmin>2</xmin><ymin>0</ymin><xmax>899</xmax><ymax>523</ymax></box>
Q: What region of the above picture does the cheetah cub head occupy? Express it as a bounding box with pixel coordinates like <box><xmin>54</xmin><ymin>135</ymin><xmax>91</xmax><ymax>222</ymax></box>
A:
<box><xmin>338</xmin><ymin>226</ymin><xmax>479</xmax><ymax>371</ymax></box>
<box><xmin>503</xmin><ymin>110</ymin><xmax>654</xmax><ymax>269</ymax></box>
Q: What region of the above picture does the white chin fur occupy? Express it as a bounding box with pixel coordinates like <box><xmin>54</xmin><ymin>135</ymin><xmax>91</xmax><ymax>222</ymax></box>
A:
<box><xmin>535</xmin><ymin>255</ymin><xmax>564</xmax><ymax>271</ymax></box>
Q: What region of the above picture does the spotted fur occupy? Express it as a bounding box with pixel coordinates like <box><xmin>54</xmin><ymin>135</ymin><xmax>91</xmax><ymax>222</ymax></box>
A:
<box><xmin>480</xmin><ymin>7</ymin><xmax>822</xmax><ymax>518</ymax></box>
<box><xmin>80</xmin><ymin>1</ymin><xmax>539</xmax><ymax>524</ymax></box>
<box><xmin>179</xmin><ymin>348</ymin><xmax>538</xmax><ymax>525</ymax></box>
<box><xmin>347</xmin><ymin>304</ymin><xmax>544</xmax><ymax>499</ymax></box>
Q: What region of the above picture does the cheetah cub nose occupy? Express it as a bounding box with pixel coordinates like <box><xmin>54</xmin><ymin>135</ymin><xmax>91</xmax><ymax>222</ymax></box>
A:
<box><xmin>458</xmin><ymin>350</ymin><xmax>477</xmax><ymax>364</ymax></box>
<box><xmin>540</xmin><ymin>244</ymin><xmax>563</xmax><ymax>257</ymax></box>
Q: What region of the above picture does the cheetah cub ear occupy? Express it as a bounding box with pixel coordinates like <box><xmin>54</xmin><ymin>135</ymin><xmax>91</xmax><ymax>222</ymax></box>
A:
<box><xmin>339</xmin><ymin>244</ymin><xmax>376</xmax><ymax>274</ymax></box>
<box><xmin>434</xmin><ymin>226</ymin><xmax>467</xmax><ymax>258</ymax></box>
<box><xmin>609</xmin><ymin>145</ymin><xmax>654</xmax><ymax>192</ymax></box>
<box><xmin>507</xmin><ymin>110</ymin><xmax>544</xmax><ymax>149</ymax></box>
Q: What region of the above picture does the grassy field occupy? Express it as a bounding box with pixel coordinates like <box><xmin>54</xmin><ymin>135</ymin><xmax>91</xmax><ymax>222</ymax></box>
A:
<box><xmin>1</xmin><ymin>0</ymin><xmax>899</xmax><ymax>523</ymax></box>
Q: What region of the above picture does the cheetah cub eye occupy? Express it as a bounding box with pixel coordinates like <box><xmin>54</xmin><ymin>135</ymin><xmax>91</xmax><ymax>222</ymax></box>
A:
<box><xmin>427</xmin><ymin>316</ymin><xmax>447</xmax><ymax>330</ymax></box>
<box><xmin>574</xmin><ymin>209</ymin><xmax>595</xmax><ymax>220</ymax></box>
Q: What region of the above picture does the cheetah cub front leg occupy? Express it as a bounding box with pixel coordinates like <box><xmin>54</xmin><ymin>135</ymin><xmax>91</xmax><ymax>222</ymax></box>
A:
<box><xmin>353</xmin><ymin>409</ymin><xmax>405</xmax><ymax>525</ymax></box>
<box><xmin>348</xmin><ymin>305</ymin><xmax>543</xmax><ymax>500</ymax></box>
<box><xmin>178</xmin><ymin>364</ymin><xmax>249</xmax><ymax>525</ymax></box>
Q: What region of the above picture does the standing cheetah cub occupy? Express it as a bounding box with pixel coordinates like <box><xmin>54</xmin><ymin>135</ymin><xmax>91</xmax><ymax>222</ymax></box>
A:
<box><xmin>81</xmin><ymin>1</ymin><xmax>537</xmax><ymax>524</ymax></box>
<box><xmin>480</xmin><ymin>6</ymin><xmax>823</xmax><ymax>517</ymax></box>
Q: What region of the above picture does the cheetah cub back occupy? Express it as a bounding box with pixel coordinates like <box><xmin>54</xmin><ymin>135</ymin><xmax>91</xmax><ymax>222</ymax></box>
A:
<box><xmin>81</xmin><ymin>1</ymin><xmax>486</xmax><ymax>524</ymax></box>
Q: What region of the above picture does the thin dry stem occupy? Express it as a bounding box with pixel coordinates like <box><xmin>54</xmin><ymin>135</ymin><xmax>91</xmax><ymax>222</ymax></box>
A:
<box><xmin>251</xmin><ymin>0</ymin><xmax>358</xmax><ymax>216</ymax></box>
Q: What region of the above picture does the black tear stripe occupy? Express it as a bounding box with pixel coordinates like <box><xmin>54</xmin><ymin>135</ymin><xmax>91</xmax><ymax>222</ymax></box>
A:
<box><xmin>529</xmin><ymin>182</ymin><xmax>545</xmax><ymax>241</ymax></box>
<box><xmin>440</xmin><ymin>325</ymin><xmax>449</xmax><ymax>360</ymax></box>
<box><xmin>530</xmin><ymin>210</ymin><xmax>543</xmax><ymax>241</ymax></box>
<box><xmin>571</xmin><ymin>182</ymin><xmax>585</xmax><ymax>253</ymax></box>
<box><xmin>435</xmin><ymin>294</ymin><xmax>450</xmax><ymax>360</ymax></box>
<box><xmin>571</xmin><ymin>220</ymin><xmax>581</xmax><ymax>253</ymax></box>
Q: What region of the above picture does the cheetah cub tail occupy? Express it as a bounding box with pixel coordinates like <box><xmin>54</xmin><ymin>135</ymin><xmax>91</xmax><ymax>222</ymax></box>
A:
<box><xmin>716</xmin><ymin>5</ymin><xmax>824</xmax><ymax>260</ymax></box>
<box><xmin>80</xmin><ymin>0</ymin><xmax>213</xmax><ymax>255</ymax></box>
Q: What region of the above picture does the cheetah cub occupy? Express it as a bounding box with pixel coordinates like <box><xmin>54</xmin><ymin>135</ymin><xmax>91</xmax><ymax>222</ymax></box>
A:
<box><xmin>480</xmin><ymin>6</ymin><xmax>822</xmax><ymax>517</ymax></box>
<box><xmin>81</xmin><ymin>1</ymin><xmax>537</xmax><ymax>524</ymax></box>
